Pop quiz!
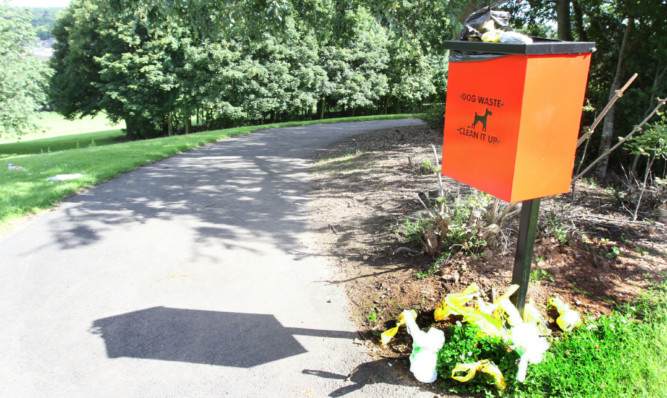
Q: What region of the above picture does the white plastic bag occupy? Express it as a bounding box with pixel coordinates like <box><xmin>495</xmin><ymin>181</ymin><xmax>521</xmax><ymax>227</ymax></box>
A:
<box><xmin>402</xmin><ymin>310</ymin><xmax>445</xmax><ymax>383</ymax></box>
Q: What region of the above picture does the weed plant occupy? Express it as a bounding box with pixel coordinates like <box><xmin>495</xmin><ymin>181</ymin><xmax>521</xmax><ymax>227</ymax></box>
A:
<box><xmin>545</xmin><ymin>211</ymin><xmax>570</xmax><ymax>245</ymax></box>
<box><xmin>437</xmin><ymin>324</ymin><xmax>520</xmax><ymax>394</ymax></box>
<box><xmin>443</xmin><ymin>191</ymin><xmax>494</xmax><ymax>255</ymax></box>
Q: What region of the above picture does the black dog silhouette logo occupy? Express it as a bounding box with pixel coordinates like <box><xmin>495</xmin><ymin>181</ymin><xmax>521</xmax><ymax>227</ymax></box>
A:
<box><xmin>471</xmin><ymin>108</ymin><xmax>493</xmax><ymax>132</ymax></box>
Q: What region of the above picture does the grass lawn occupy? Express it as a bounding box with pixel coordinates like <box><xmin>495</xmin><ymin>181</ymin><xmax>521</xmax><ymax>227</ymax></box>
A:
<box><xmin>0</xmin><ymin>113</ymin><xmax>417</xmax><ymax>226</ymax></box>
<box><xmin>0</xmin><ymin>112</ymin><xmax>125</xmax><ymax>143</ymax></box>
<box><xmin>514</xmin><ymin>283</ymin><xmax>667</xmax><ymax>397</ymax></box>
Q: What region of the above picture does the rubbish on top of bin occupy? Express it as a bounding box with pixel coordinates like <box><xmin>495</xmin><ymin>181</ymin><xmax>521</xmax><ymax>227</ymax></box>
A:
<box><xmin>459</xmin><ymin>1</ymin><xmax>534</xmax><ymax>44</ymax></box>
<box><xmin>459</xmin><ymin>1</ymin><xmax>511</xmax><ymax>42</ymax></box>
<box><xmin>380</xmin><ymin>309</ymin><xmax>417</xmax><ymax>345</ymax></box>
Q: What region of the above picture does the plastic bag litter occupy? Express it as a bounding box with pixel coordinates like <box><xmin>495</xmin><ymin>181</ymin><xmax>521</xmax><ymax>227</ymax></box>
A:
<box><xmin>380</xmin><ymin>309</ymin><xmax>417</xmax><ymax>345</ymax></box>
<box><xmin>46</xmin><ymin>173</ymin><xmax>84</xmax><ymax>182</ymax></box>
<box><xmin>434</xmin><ymin>283</ymin><xmax>480</xmax><ymax>321</ymax></box>
<box><xmin>403</xmin><ymin>309</ymin><xmax>445</xmax><ymax>383</ymax></box>
<box><xmin>434</xmin><ymin>284</ymin><xmax>550</xmax><ymax>383</ymax></box>
<box><xmin>523</xmin><ymin>301</ymin><xmax>552</xmax><ymax>337</ymax></box>
<box><xmin>8</xmin><ymin>163</ymin><xmax>24</xmax><ymax>170</ymax></box>
<box><xmin>511</xmin><ymin>323</ymin><xmax>550</xmax><ymax>382</ymax></box>
<box><xmin>500</xmin><ymin>31</ymin><xmax>533</xmax><ymax>44</ymax></box>
<box><xmin>458</xmin><ymin>1</ymin><xmax>533</xmax><ymax>44</ymax></box>
<box><xmin>548</xmin><ymin>296</ymin><xmax>582</xmax><ymax>332</ymax></box>
<box><xmin>459</xmin><ymin>1</ymin><xmax>512</xmax><ymax>42</ymax></box>
<box><xmin>452</xmin><ymin>359</ymin><xmax>506</xmax><ymax>390</ymax></box>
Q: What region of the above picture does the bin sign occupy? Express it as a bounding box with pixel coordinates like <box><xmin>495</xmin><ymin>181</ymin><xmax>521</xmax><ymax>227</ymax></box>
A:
<box><xmin>441</xmin><ymin>40</ymin><xmax>595</xmax><ymax>203</ymax></box>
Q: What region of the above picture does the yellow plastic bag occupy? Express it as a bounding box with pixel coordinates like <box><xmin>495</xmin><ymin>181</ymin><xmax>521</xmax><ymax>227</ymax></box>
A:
<box><xmin>461</xmin><ymin>309</ymin><xmax>508</xmax><ymax>340</ymax></box>
<box><xmin>493</xmin><ymin>298</ymin><xmax>523</xmax><ymax>329</ymax></box>
<box><xmin>548</xmin><ymin>297</ymin><xmax>582</xmax><ymax>332</ymax></box>
<box><xmin>452</xmin><ymin>359</ymin><xmax>506</xmax><ymax>390</ymax></box>
<box><xmin>523</xmin><ymin>301</ymin><xmax>552</xmax><ymax>336</ymax></box>
<box><xmin>381</xmin><ymin>309</ymin><xmax>417</xmax><ymax>345</ymax></box>
<box><xmin>434</xmin><ymin>283</ymin><xmax>480</xmax><ymax>321</ymax></box>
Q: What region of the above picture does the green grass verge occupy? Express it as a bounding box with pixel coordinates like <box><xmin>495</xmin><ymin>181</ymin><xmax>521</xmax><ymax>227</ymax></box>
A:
<box><xmin>0</xmin><ymin>114</ymin><xmax>418</xmax><ymax>226</ymax></box>
<box><xmin>437</xmin><ymin>282</ymin><xmax>667</xmax><ymax>397</ymax></box>
<box><xmin>0</xmin><ymin>112</ymin><xmax>125</xmax><ymax>143</ymax></box>
<box><xmin>514</xmin><ymin>283</ymin><xmax>667</xmax><ymax>398</ymax></box>
<box><xmin>0</xmin><ymin>129</ymin><xmax>124</xmax><ymax>157</ymax></box>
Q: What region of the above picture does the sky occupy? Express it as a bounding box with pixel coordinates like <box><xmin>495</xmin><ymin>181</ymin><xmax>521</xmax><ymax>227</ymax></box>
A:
<box><xmin>8</xmin><ymin>0</ymin><xmax>70</xmax><ymax>7</ymax></box>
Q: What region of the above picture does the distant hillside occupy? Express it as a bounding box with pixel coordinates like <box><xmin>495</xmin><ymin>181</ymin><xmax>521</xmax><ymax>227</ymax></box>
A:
<box><xmin>29</xmin><ymin>7</ymin><xmax>64</xmax><ymax>40</ymax></box>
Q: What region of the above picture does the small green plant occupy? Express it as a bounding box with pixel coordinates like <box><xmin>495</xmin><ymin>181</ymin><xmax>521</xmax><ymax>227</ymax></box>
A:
<box><xmin>366</xmin><ymin>312</ymin><xmax>378</xmax><ymax>323</ymax></box>
<box><xmin>444</xmin><ymin>191</ymin><xmax>494</xmax><ymax>254</ymax></box>
<box><xmin>437</xmin><ymin>324</ymin><xmax>520</xmax><ymax>394</ymax></box>
<box><xmin>605</xmin><ymin>246</ymin><xmax>621</xmax><ymax>259</ymax></box>
<box><xmin>401</xmin><ymin>217</ymin><xmax>430</xmax><ymax>243</ymax></box>
<box><xmin>635</xmin><ymin>246</ymin><xmax>650</xmax><ymax>255</ymax></box>
<box><xmin>419</xmin><ymin>160</ymin><xmax>440</xmax><ymax>174</ymax></box>
<box><xmin>416</xmin><ymin>252</ymin><xmax>450</xmax><ymax>279</ymax></box>
<box><xmin>400</xmin><ymin>189</ymin><xmax>506</xmax><ymax>260</ymax></box>
<box><xmin>531</xmin><ymin>269</ymin><xmax>554</xmax><ymax>283</ymax></box>
<box><xmin>545</xmin><ymin>211</ymin><xmax>570</xmax><ymax>245</ymax></box>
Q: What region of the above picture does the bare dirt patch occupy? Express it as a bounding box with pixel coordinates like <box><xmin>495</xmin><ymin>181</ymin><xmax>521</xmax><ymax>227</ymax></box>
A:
<box><xmin>309</xmin><ymin>125</ymin><xmax>666</xmax><ymax>364</ymax></box>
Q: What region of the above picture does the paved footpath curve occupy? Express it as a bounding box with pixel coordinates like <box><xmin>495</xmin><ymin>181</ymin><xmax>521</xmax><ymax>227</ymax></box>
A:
<box><xmin>0</xmin><ymin>120</ymin><xmax>441</xmax><ymax>398</ymax></box>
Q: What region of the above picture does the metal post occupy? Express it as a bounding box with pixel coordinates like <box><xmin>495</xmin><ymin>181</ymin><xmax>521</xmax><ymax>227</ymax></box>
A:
<box><xmin>510</xmin><ymin>198</ymin><xmax>541</xmax><ymax>315</ymax></box>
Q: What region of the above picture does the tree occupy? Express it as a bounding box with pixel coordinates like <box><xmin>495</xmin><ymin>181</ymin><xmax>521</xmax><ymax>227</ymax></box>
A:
<box><xmin>0</xmin><ymin>3</ymin><xmax>50</xmax><ymax>137</ymax></box>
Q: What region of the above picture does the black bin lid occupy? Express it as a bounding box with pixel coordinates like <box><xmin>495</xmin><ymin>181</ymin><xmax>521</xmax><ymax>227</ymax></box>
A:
<box><xmin>443</xmin><ymin>37</ymin><xmax>596</xmax><ymax>55</ymax></box>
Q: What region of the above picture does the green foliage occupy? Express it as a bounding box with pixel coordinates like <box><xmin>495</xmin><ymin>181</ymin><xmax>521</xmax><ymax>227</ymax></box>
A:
<box><xmin>530</xmin><ymin>269</ymin><xmax>554</xmax><ymax>283</ymax></box>
<box><xmin>28</xmin><ymin>7</ymin><xmax>63</xmax><ymax>40</ymax></box>
<box><xmin>626</xmin><ymin>113</ymin><xmax>667</xmax><ymax>163</ymax></box>
<box><xmin>419</xmin><ymin>100</ymin><xmax>445</xmax><ymax>130</ymax></box>
<box><xmin>515</xmin><ymin>283</ymin><xmax>667</xmax><ymax>397</ymax></box>
<box><xmin>434</xmin><ymin>284</ymin><xmax>667</xmax><ymax>397</ymax></box>
<box><xmin>437</xmin><ymin>324</ymin><xmax>520</xmax><ymax>393</ymax></box>
<box><xmin>545</xmin><ymin>211</ymin><xmax>570</xmax><ymax>245</ymax></box>
<box><xmin>366</xmin><ymin>311</ymin><xmax>378</xmax><ymax>323</ymax></box>
<box><xmin>401</xmin><ymin>217</ymin><xmax>430</xmax><ymax>244</ymax></box>
<box><xmin>445</xmin><ymin>191</ymin><xmax>494</xmax><ymax>255</ymax></box>
<box><xmin>418</xmin><ymin>160</ymin><xmax>440</xmax><ymax>175</ymax></box>
<box><xmin>0</xmin><ymin>129</ymin><xmax>122</xmax><ymax>157</ymax></box>
<box><xmin>48</xmin><ymin>0</ymin><xmax>452</xmax><ymax>138</ymax></box>
<box><xmin>0</xmin><ymin>4</ymin><xmax>50</xmax><ymax>138</ymax></box>
<box><xmin>416</xmin><ymin>252</ymin><xmax>450</xmax><ymax>279</ymax></box>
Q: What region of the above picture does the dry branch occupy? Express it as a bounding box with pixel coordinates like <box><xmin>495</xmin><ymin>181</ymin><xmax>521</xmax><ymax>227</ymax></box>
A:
<box><xmin>573</xmin><ymin>97</ymin><xmax>666</xmax><ymax>181</ymax></box>
<box><xmin>576</xmin><ymin>73</ymin><xmax>638</xmax><ymax>148</ymax></box>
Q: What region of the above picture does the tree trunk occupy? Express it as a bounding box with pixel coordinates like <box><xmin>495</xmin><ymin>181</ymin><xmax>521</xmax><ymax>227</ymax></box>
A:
<box><xmin>555</xmin><ymin>0</ymin><xmax>573</xmax><ymax>41</ymax></box>
<box><xmin>167</xmin><ymin>113</ymin><xmax>175</xmax><ymax>136</ymax></box>
<box><xmin>185</xmin><ymin>115</ymin><xmax>191</xmax><ymax>134</ymax></box>
<box><xmin>595</xmin><ymin>18</ymin><xmax>634</xmax><ymax>179</ymax></box>
<box><xmin>571</xmin><ymin>0</ymin><xmax>588</xmax><ymax>41</ymax></box>
<box><xmin>318</xmin><ymin>96</ymin><xmax>325</xmax><ymax>119</ymax></box>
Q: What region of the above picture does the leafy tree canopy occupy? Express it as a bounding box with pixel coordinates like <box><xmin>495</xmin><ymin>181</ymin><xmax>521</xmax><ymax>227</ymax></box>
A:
<box><xmin>0</xmin><ymin>3</ymin><xmax>50</xmax><ymax>137</ymax></box>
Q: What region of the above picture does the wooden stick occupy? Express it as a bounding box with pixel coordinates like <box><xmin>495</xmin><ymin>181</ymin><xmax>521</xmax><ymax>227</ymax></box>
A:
<box><xmin>573</xmin><ymin>97</ymin><xmax>666</xmax><ymax>181</ymax></box>
<box><xmin>576</xmin><ymin>73</ymin><xmax>638</xmax><ymax>148</ymax></box>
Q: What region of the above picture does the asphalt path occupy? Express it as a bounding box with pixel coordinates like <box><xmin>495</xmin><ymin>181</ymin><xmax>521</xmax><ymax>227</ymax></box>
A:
<box><xmin>0</xmin><ymin>119</ymin><xmax>438</xmax><ymax>397</ymax></box>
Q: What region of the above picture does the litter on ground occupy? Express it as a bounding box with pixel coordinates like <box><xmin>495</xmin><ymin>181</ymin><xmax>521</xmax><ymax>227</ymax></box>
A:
<box><xmin>46</xmin><ymin>173</ymin><xmax>84</xmax><ymax>182</ymax></box>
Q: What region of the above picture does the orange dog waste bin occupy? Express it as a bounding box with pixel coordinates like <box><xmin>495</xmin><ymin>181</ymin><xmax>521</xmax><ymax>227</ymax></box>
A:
<box><xmin>441</xmin><ymin>39</ymin><xmax>596</xmax><ymax>202</ymax></box>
